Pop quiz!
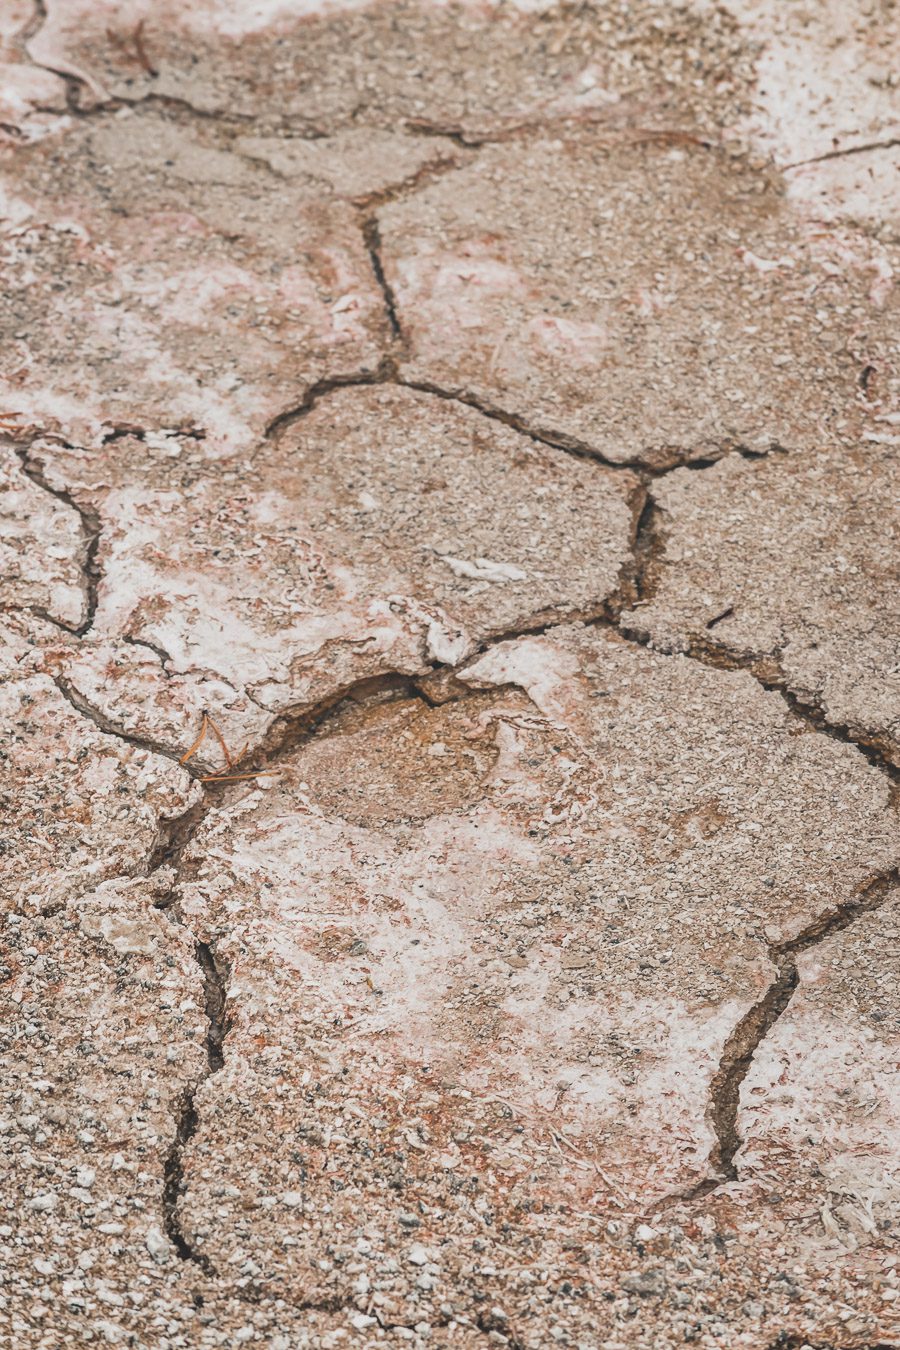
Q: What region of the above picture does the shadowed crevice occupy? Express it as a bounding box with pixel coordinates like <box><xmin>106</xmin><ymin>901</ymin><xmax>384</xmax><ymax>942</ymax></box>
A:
<box><xmin>161</xmin><ymin>941</ymin><xmax>229</xmax><ymax>1270</ymax></box>
<box><xmin>655</xmin><ymin>869</ymin><xmax>898</xmax><ymax>1209</ymax></box>
<box><xmin>405</xmin><ymin>117</ymin><xmax>721</xmax><ymax>153</ymax></box>
<box><xmin>12</xmin><ymin>444</ymin><xmax>102</xmax><ymax>636</ymax></box>
<box><xmin>263</xmin><ymin>361</ymin><xmax>393</xmax><ymax>440</ymax></box>
<box><xmin>393</xmin><ymin>374</ymin><xmax>709</xmax><ymax>474</ymax></box>
<box><xmin>49</xmin><ymin>672</ymin><xmax>192</xmax><ymax>772</ymax></box>
<box><xmin>669</xmin><ymin>637</ymin><xmax>900</xmax><ymax>789</ymax></box>
<box><xmin>361</xmin><ymin>216</ymin><xmax>403</xmax><ymax>341</ymax></box>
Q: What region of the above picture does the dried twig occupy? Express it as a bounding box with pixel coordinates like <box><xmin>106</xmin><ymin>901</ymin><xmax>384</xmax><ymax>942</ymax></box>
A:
<box><xmin>105</xmin><ymin>21</ymin><xmax>158</xmax><ymax>78</ymax></box>
<box><xmin>180</xmin><ymin>713</ymin><xmax>268</xmax><ymax>783</ymax></box>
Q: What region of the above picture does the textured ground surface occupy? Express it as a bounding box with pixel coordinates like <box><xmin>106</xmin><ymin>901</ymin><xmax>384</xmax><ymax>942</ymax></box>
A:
<box><xmin>1</xmin><ymin>1</ymin><xmax>899</xmax><ymax>1348</ymax></box>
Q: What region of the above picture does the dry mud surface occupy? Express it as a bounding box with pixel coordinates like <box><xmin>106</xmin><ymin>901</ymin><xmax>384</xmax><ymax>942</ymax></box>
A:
<box><xmin>1</xmin><ymin>2</ymin><xmax>899</xmax><ymax>1348</ymax></box>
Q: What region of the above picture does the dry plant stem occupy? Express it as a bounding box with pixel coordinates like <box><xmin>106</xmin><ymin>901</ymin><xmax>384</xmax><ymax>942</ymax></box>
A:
<box><xmin>178</xmin><ymin>713</ymin><xmax>267</xmax><ymax>781</ymax></box>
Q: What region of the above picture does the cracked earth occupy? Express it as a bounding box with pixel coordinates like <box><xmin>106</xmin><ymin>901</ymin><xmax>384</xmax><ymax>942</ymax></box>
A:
<box><xmin>1</xmin><ymin>1</ymin><xmax>899</xmax><ymax>1348</ymax></box>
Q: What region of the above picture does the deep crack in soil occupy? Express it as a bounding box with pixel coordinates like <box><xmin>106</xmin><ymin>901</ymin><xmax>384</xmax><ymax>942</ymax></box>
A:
<box><xmin>161</xmin><ymin>940</ymin><xmax>230</xmax><ymax>1270</ymax></box>
<box><xmin>11</xmin><ymin>443</ymin><xmax>102</xmax><ymax>636</ymax></box>
<box><xmin>654</xmin><ymin>869</ymin><xmax>899</xmax><ymax>1209</ymax></box>
<box><xmin>261</xmin><ymin>359</ymin><xmax>770</xmax><ymax>475</ymax></box>
<box><xmin>361</xmin><ymin>216</ymin><xmax>404</xmax><ymax>341</ymax></box>
<box><xmin>49</xmin><ymin>672</ymin><xmax>194</xmax><ymax>774</ymax></box>
<box><xmin>667</xmin><ymin>635</ymin><xmax>900</xmax><ymax>792</ymax></box>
